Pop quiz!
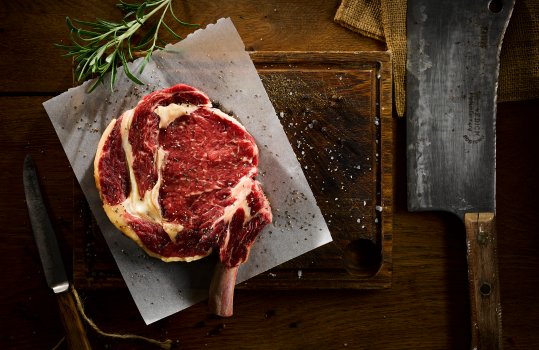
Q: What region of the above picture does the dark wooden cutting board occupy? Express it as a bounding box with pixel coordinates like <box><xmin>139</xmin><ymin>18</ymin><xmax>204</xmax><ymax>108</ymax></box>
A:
<box><xmin>72</xmin><ymin>51</ymin><xmax>394</xmax><ymax>290</ymax></box>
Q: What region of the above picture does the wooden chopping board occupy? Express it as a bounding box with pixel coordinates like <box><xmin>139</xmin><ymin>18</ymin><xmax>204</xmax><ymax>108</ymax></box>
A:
<box><xmin>73</xmin><ymin>51</ymin><xmax>394</xmax><ymax>290</ymax></box>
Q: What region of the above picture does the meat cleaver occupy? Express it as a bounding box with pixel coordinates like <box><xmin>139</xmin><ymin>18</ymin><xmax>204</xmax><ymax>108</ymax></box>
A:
<box><xmin>406</xmin><ymin>0</ymin><xmax>514</xmax><ymax>348</ymax></box>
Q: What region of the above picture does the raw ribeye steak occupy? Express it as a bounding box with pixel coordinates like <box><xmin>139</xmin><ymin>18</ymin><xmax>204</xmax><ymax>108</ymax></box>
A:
<box><xmin>94</xmin><ymin>84</ymin><xmax>272</xmax><ymax>316</ymax></box>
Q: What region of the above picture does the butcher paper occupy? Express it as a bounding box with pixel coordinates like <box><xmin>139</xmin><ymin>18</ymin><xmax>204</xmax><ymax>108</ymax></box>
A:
<box><xmin>43</xmin><ymin>18</ymin><xmax>332</xmax><ymax>324</ymax></box>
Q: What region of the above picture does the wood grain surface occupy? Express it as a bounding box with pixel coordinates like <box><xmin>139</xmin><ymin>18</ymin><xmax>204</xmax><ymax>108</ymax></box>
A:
<box><xmin>1</xmin><ymin>1</ymin><xmax>538</xmax><ymax>349</ymax></box>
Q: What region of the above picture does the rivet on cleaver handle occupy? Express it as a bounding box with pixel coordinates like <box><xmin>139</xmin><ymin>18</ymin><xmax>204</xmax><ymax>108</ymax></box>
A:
<box><xmin>406</xmin><ymin>0</ymin><xmax>514</xmax><ymax>349</ymax></box>
<box><xmin>23</xmin><ymin>155</ymin><xmax>91</xmax><ymax>350</ymax></box>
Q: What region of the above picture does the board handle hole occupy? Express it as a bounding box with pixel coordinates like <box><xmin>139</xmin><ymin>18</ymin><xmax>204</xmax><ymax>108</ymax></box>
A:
<box><xmin>342</xmin><ymin>239</ymin><xmax>382</xmax><ymax>276</ymax></box>
<box><xmin>488</xmin><ymin>0</ymin><xmax>504</xmax><ymax>13</ymax></box>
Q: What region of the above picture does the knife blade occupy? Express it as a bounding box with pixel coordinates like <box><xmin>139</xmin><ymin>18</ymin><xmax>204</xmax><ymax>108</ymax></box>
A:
<box><xmin>23</xmin><ymin>155</ymin><xmax>91</xmax><ymax>350</ymax></box>
<box><xmin>406</xmin><ymin>1</ymin><xmax>514</xmax><ymax>349</ymax></box>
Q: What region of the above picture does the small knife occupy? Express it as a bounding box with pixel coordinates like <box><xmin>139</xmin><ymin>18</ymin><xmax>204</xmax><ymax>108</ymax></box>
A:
<box><xmin>23</xmin><ymin>155</ymin><xmax>91</xmax><ymax>350</ymax></box>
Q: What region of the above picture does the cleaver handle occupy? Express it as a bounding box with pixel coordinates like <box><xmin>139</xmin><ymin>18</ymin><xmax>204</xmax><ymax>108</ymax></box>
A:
<box><xmin>464</xmin><ymin>213</ymin><xmax>502</xmax><ymax>350</ymax></box>
<box><xmin>57</xmin><ymin>287</ymin><xmax>92</xmax><ymax>350</ymax></box>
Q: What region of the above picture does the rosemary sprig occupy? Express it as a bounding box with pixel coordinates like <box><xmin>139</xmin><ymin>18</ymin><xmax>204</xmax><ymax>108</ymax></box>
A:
<box><xmin>56</xmin><ymin>0</ymin><xmax>198</xmax><ymax>92</ymax></box>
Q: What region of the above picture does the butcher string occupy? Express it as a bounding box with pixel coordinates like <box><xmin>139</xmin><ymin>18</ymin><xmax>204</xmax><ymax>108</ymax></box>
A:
<box><xmin>71</xmin><ymin>287</ymin><xmax>175</xmax><ymax>349</ymax></box>
<box><xmin>51</xmin><ymin>336</ymin><xmax>64</xmax><ymax>350</ymax></box>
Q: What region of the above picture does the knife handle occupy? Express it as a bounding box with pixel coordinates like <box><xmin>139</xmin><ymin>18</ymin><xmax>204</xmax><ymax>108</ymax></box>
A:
<box><xmin>57</xmin><ymin>287</ymin><xmax>92</xmax><ymax>350</ymax></box>
<box><xmin>464</xmin><ymin>213</ymin><xmax>502</xmax><ymax>350</ymax></box>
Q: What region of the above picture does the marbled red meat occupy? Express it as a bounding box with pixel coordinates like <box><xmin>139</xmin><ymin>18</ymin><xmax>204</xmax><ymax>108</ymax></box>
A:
<box><xmin>94</xmin><ymin>84</ymin><xmax>272</xmax><ymax>316</ymax></box>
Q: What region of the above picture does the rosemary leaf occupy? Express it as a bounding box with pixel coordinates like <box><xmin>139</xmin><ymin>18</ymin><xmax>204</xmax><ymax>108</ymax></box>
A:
<box><xmin>162</xmin><ymin>21</ymin><xmax>182</xmax><ymax>39</ymax></box>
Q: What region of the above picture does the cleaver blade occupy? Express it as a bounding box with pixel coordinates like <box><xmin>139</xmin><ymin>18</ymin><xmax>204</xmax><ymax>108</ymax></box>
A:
<box><xmin>406</xmin><ymin>0</ymin><xmax>514</xmax><ymax>349</ymax></box>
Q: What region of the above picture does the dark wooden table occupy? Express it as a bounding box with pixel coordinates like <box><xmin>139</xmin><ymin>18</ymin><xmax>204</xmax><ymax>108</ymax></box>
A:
<box><xmin>1</xmin><ymin>1</ymin><xmax>538</xmax><ymax>349</ymax></box>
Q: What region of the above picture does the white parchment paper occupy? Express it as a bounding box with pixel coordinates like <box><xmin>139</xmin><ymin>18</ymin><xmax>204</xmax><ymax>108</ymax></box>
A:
<box><xmin>43</xmin><ymin>18</ymin><xmax>332</xmax><ymax>324</ymax></box>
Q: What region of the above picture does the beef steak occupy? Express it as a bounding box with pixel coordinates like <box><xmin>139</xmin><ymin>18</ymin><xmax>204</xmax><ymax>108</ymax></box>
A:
<box><xmin>94</xmin><ymin>84</ymin><xmax>272</xmax><ymax>316</ymax></box>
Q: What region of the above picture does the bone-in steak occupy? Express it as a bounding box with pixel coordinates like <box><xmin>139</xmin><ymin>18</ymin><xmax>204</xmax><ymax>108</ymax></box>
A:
<box><xmin>94</xmin><ymin>84</ymin><xmax>272</xmax><ymax>316</ymax></box>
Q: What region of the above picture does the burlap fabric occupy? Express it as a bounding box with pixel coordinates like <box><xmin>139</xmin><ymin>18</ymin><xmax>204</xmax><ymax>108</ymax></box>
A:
<box><xmin>335</xmin><ymin>0</ymin><xmax>539</xmax><ymax>117</ymax></box>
